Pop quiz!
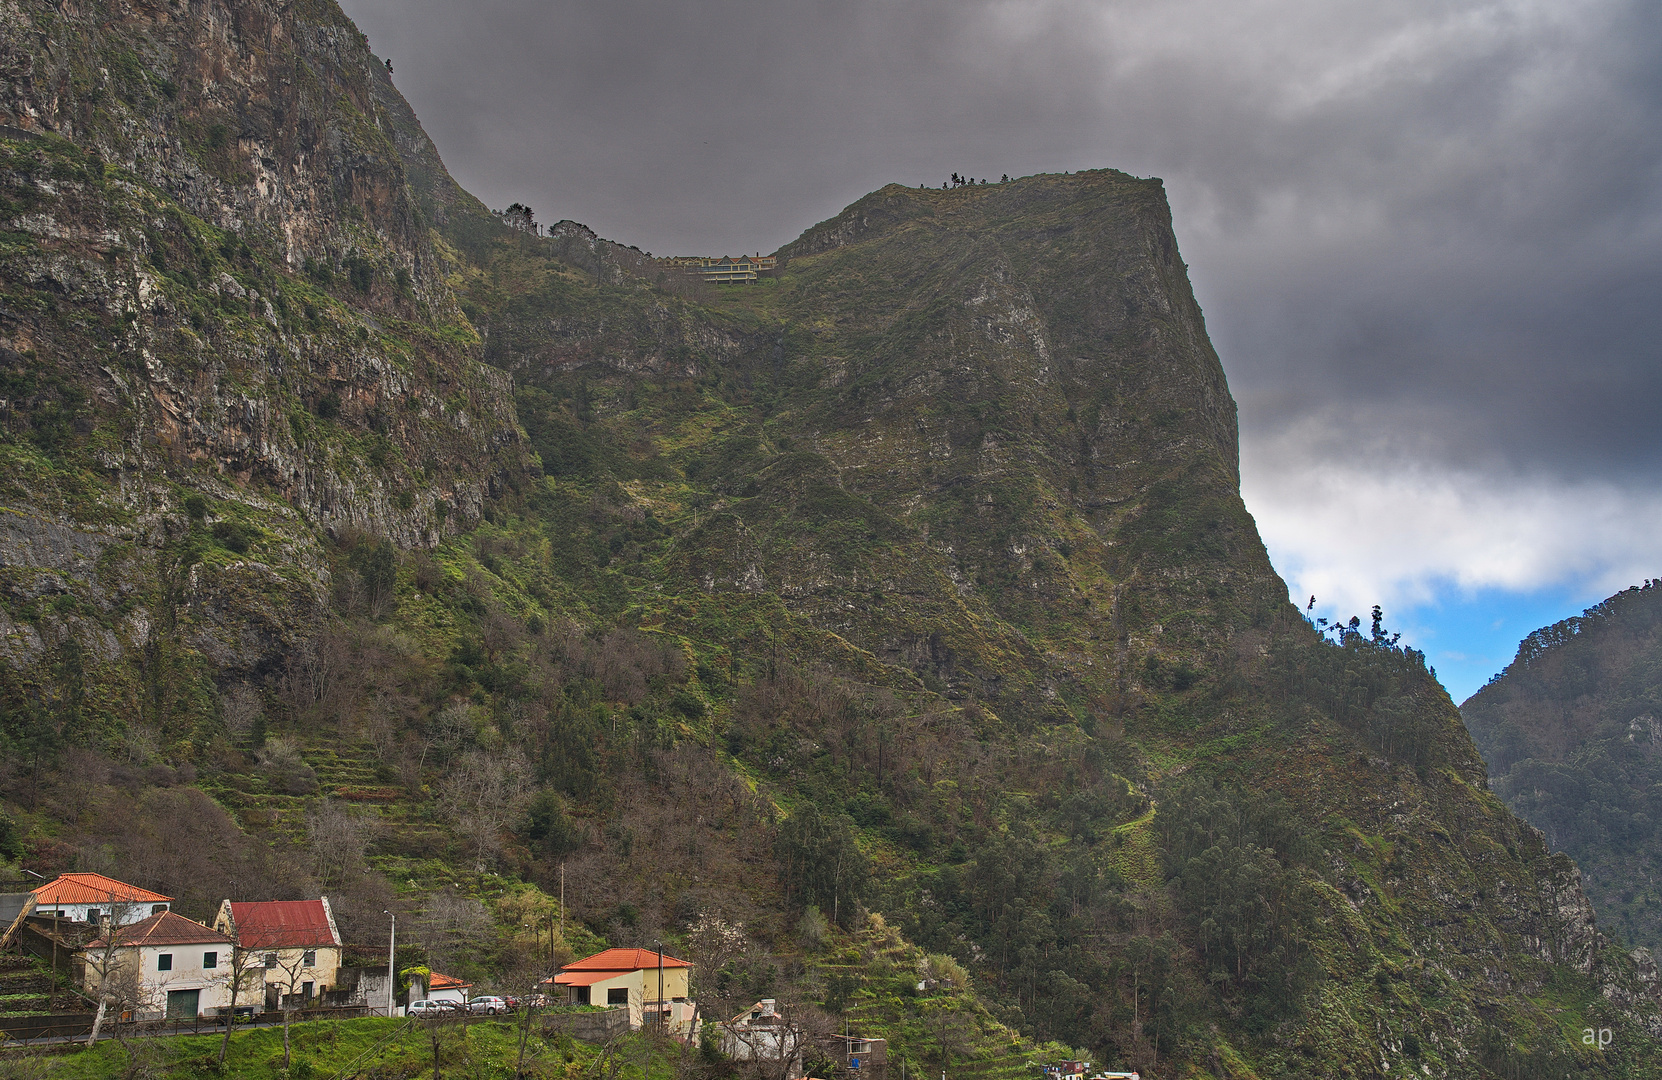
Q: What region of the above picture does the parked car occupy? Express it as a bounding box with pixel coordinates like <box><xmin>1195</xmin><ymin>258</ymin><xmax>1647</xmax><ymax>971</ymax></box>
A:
<box><xmin>467</xmin><ymin>995</ymin><xmax>509</xmax><ymax>1015</ymax></box>
<box><xmin>409</xmin><ymin>999</ymin><xmax>464</xmax><ymax>1018</ymax></box>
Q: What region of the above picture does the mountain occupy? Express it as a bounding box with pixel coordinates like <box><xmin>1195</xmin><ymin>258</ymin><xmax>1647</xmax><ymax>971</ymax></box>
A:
<box><xmin>3</xmin><ymin>2</ymin><xmax>1661</xmax><ymax>1077</ymax></box>
<box><xmin>1462</xmin><ymin>582</ymin><xmax>1662</xmax><ymax>956</ymax></box>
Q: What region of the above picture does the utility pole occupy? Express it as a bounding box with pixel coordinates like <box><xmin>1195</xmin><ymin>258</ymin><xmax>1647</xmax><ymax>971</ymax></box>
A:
<box><xmin>384</xmin><ymin>911</ymin><xmax>396</xmax><ymax>1017</ymax></box>
<box><xmin>560</xmin><ymin>863</ymin><xmax>565</xmax><ymax>931</ymax></box>
<box><xmin>656</xmin><ymin>941</ymin><xmax>665</xmax><ymax>1034</ymax></box>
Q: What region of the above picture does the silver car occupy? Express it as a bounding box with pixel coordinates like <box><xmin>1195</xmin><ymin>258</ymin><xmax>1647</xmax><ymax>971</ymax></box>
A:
<box><xmin>467</xmin><ymin>995</ymin><xmax>509</xmax><ymax>1015</ymax></box>
<box><xmin>409</xmin><ymin>999</ymin><xmax>463</xmax><ymax>1018</ymax></box>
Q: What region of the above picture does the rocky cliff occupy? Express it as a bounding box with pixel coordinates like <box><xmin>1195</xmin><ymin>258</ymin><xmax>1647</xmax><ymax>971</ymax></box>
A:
<box><xmin>0</xmin><ymin>0</ymin><xmax>527</xmax><ymax>708</ymax></box>
<box><xmin>1</xmin><ymin>2</ymin><xmax>1660</xmax><ymax>1078</ymax></box>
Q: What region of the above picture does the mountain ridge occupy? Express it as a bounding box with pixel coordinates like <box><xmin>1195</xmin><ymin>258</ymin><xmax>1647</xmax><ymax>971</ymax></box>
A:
<box><xmin>1463</xmin><ymin>581</ymin><xmax>1662</xmax><ymax>959</ymax></box>
<box><xmin>1</xmin><ymin>2</ymin><xmax>1660</xmax><ymax>1077</ymax></box>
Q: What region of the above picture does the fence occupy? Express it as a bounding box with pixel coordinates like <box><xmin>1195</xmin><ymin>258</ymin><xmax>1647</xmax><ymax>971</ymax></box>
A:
<box><xmin>541</xmin><ymin>1006</ymin><xmax>632</xmax><ymax>1042</ymax></box>
<box><xmin>0</xmin><ymin>1014</ymin><xmax>95</xmax><ymax>1042</ymax></box>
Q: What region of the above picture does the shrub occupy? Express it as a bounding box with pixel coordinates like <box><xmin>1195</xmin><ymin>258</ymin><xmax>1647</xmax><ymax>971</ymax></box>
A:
<box><xmin>211</xmin><ymin>520</ymin><xmax>254</xmax><ymax>554</ymax></box>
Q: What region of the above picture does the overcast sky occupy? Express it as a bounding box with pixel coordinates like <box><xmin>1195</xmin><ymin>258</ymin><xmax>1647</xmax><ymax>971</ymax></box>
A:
<box><xmin>341</xmin><ymin>0</ymin><xmax>1662</xmax><ymax>699</ymax></box>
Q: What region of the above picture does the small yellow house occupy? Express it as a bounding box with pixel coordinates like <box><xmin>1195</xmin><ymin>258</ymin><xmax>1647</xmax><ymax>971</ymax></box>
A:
<box><xmin>553</xmin><ymin>948</ymin><xmax>693</xmax><ymax>1032</ymax></box>
<box><xmin>214</xmin><ymin>898</ymin><xmax>342</xmax><ymax>1012</ymax></box>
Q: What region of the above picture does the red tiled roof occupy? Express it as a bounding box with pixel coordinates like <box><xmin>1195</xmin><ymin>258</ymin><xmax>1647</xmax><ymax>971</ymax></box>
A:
<box><xmin>430</xmin><ymin>972</ymin><xmax>472</xmax><ymax>990</ymax></box>
<box><xmin>32</xmin><ymin>873</ymin><xmax>171</xmax><ymax>906</ymax></box>
<box><xmin>227</xmin><ymin>900</ymin><xmax>339</xmax><ymax>949</ymax></box>
<box><xmin>553</xmin><ymin>969</ymin><xmax>624</xmax><ymax>987</ymax></box>
<box><xmin>88</xmin><ymin>911</ymin><xmax>228</xmax><ymax>949</ymax></box>
<box><xmin>560</xmin><ymin>948</ymin><xmax>691</xmax><ymax>972</ymax></box>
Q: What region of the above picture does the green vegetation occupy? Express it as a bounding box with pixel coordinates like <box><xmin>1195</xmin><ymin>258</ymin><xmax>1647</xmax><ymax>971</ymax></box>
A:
<box><xmin>1463</xmin><ymin>580</ymin><xmax>1662</xmax><ymax>954</ymax></box>
<box><xmin>0</xmin><ymin>1</ymin><xmax>1659</xmax><ymax>1077</ymax></box>
<box><xmin>28</xmin><ymin>1016</ymin><xmax>607</xmax><ymax>1080</ymax></box>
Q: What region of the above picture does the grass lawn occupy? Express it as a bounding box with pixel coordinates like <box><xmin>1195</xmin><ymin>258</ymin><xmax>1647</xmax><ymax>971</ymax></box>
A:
<box><xmin>13</xmin><ymin>1015</ymin><xmax>687</xmax><ymax>1080</ymax></box>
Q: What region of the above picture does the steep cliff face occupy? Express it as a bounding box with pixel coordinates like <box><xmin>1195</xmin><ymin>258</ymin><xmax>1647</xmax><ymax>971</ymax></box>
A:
<box><xmin>3</xmin><ymin>3</ymin><xmax>1660</xmax><ymax>1076</ymax></box>
<box><xmin>425</xmin><ymin>166</ymin><xmax>1662</xmax><ymax>1073</ymax></box>
<box><xmin>0</xmin><ymin>0</ymin><xmax>526</xmax><ymax>704</ymax></box>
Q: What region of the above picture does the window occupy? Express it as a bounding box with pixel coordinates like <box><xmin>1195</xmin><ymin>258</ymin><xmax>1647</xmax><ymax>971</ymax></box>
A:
<box><xmin>157</xmin><ymin>953</ymin><xmax>173</xmax><ymax>972</ymax></box>
<box><xmin>303</xmin><ymin>950</ymin><xmax>316</xmax><ymax>967</ymax></box>
<box><xmin>87</xmin><ymin>908</ymin><xmax>102</xmax><ymax>923</ymax></box>
<box><xmin>302</xmin><ymin>981</ymin><xmax>314</xmax><ymax>998</ymax></box>
<box><xmin>575</xmin><ymin>986</ymin><xmax>591</xmax><ymax>1005</ymax></box>
<box><xmin>151</xmin><ymin>905</ymin><xmax>167</xmax><ymax>916</ymax></box>
<box><xmin>606</xmin><ymin>987</ymin><xmax>629</xmax><ymax>1005</ymax></box>
<box><xmin>264</xmin><ymin>952</ymin><xmax>278</xmax><ymax>969</ymax></box>
<box><xmin>203</xmin><ymin>952</ymin><xmax>218</xmax><ymax>969</ymax></box>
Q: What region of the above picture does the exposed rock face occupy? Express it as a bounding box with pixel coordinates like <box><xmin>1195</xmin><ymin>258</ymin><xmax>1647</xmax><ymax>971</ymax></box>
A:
<box><xmin>2</xmin><ymin>0</ymin><xmax>446</xmax><ymax>301</ymax></box>
<box><xmin>0</xmin><ymin>0</ymin><xmax>527</xmax><ymax>684</ymax></box>
<box><xmin>430</xmin><ymin>162</ymin><xmax>1662</xmax><ymax>1072</ymax></box>
<box><xmin>3</xmin><ymin>4</ymin><xmax>1660</xmax><ymax>1076</ymax></box>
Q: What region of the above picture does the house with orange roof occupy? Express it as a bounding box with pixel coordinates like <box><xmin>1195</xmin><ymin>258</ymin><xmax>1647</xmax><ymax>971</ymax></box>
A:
<box><xmin>213</xmin><ymin>897</ymin><xmax>342</xmax><ymax>1012</ymax></box>
<box><xmin>425</xmin><ymin>971</ymin><xmax>473</xmax><ymax>1005</ymax></box>
<box><xmin>552</xmin><ymin>947</ymin><xmax>695</xmax><ymax>1033</ymax></box>
<box><xmin>31</xmin><ymin>872</ymin><xmax>170</xmax><ymax>928</ymax></box>
<box><xmin>82</xmin><ymin>910</ymin><xmax>246</xmax><ymax>1020</ymax></box>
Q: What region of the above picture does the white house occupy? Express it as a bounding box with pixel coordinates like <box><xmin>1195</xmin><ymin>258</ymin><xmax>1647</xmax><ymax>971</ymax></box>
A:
<box><xmin>31</xmin><ymin>872</ymin><xmax>171</xmax><ymax>927</ymax></box>
<box><xmin>718</xmin><ymin>1000</ymin><xmax>808</xmax><ymax>1080</ymax></box>
<box><xmin>82</xmin><ymin>910</ymin><xmax>244</xmax><ymax>1020</ymax></box>
<box><xmin>425</xmin><ymin>971</ymin><xmax>472</xmax><ymax>1004</ymax></box>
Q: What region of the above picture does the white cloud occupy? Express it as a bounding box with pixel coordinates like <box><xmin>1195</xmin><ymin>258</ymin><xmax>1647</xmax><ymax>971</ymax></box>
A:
<box><xmin>1242</xmin><ymin>422</ymin><xmax>1662</xmax><ymax>620</ymax></box>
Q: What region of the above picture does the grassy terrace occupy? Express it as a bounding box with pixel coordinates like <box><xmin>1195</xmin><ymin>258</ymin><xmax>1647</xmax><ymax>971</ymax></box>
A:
<box><xmin>23</xmin><ymin>1016</ymin><xmax>665</xmax><ymax>1080</ymax></box>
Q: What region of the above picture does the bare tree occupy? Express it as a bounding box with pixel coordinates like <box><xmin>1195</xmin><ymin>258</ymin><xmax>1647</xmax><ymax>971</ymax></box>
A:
<box><xmin>362</xmin><ymin>696</ymin><xmax>402</xmax><ymax>764</ymax></box>
<box><xmin>421</xmin><ymin>1004</ymin><xmax>469</xmax><ymax>1080</ymax></box>
<box><xmin>305</xmin><ymin>799</ymin><xmax>377</xmax><ymax>889</ymax></box>
<box><xmin>480</xmin><ymin>608</ymin><xmax>526</xmax><ymax>663</ymax></box>
<box><xmin>267</xmin><ymin>948</ymin><xmax>315</xmax><ymax>1069</ymax></box>
<box><xmin>422</xmin><ymin>702</ymin><xmax>478</xmax><ymax>769</ymax></box>
<box><xmin>587</xmin><ymin>1031</ymin><xmax>648</xmax><ymax>1080</ymax></box>
<box><xmin>685</xmin><ymin>915</ymin><xmax>748</xmax><ymax>1040</ymax></box>
<box><xmin>416</xmin><ymin>891</ymin><xmax>492</xmax><ymax>972</ymax></box>
<box><xmin>282</xmin><ymin>630</ymin><xmax>349</xmax><ymax>712</ymax></box>
<box><xmin>924</xmin><ymin>1001</ymin><xmax>976</xmax><ymax>1075</ymax></box>
<box><xmin>214</xmin><ymin>930</ymin><xmax>262</xmax><ymax>1065</ymax></box>
<box><xmin>437</xmin><ymin>748</ymin><xmax>533</xmax><ymax>870</ymax></box>
<box><xmin>722</xmin><ymin>999</ymin><xmax>832</xmax><ymax>1080</ymax></box>
<box><xmin>84</xmin><ymin>893</ymin><xmax>145</xmax><ymax>1046</ymax></box>
<box><xmin>221</xmin><ymin>684</ymin><xmax>263</xmax><ymax>741</ymax></box>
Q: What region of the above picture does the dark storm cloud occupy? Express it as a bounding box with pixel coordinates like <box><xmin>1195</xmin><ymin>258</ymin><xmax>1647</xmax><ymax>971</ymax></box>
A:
<box><xmin>340</xmin><ymin>0</ymin><xmax>1662</xmax><ymax>602</ymax></box>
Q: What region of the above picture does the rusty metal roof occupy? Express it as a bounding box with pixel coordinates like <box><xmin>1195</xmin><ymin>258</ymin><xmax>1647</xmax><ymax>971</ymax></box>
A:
<box><xmin>227</xmin><ymin>899</ymin><xmax>339</xmax><ymax>949</ymax></box>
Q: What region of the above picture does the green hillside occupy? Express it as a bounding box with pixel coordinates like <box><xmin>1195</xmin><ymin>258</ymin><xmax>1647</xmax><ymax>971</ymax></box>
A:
<box><xmin>1</xmin><ymin>2</ymin><xmax>1660</xmax><ymax>1078</ymax></box>
<box><xmin>1462</xmin><ymin>582</ymin><xmax>1662</xmax><ymax>955</ymax></box>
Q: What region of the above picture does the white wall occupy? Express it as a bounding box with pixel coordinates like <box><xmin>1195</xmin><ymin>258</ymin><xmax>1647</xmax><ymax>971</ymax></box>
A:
<box><xmin>42</xmin><ymin>902</ymin><xmax>169</xmax><ymax>927</ymax></box>
<box><xmin>86</xmin><ymin>944</ymin><xmax>240</xmax><ymax>1019</ymax></box>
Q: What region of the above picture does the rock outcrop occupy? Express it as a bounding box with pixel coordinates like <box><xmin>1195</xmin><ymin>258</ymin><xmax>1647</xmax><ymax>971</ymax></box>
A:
<box><xmin>0</xmin><ymin>0</ymin><xmax>527</xmax><ymax>689</ymax></box>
